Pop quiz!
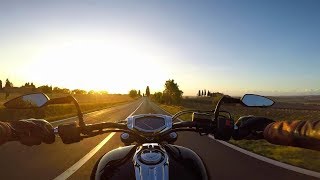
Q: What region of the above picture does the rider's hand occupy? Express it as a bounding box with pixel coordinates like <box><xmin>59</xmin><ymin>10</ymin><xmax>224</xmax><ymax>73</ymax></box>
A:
<box><xmin>9</xmin><ymin>119</ymin><xmax>55</xmax><ymax>146</ymax></box>
<box><xmin>232</xmin><ymin>116</ymin><xmax>275</xmax><ymax>140</ymax></box>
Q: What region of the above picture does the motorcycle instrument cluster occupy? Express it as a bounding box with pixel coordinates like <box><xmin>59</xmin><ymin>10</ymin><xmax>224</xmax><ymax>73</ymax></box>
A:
<box><xmin>127</xmin><ymin>114</ymin><xmax>173</xmax><ymax>134</ymax></box>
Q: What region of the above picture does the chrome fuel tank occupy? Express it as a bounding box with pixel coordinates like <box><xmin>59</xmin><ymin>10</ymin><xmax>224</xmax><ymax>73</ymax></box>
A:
<box><xmin>93</xmin><ymin>144</ymin><xmax>208</xmax><ymax>180</ymax></box>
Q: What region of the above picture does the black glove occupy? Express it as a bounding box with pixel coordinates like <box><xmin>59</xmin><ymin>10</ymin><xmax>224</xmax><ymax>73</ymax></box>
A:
<box><xmin>232</xmin><ymin>116</ymin><xmax>275</xmax><ymax>140</ymax></box>
<box><xmin>9</xmin><ymin>119</ymin><xmax>55</xmax><ymax>146</ymax></box>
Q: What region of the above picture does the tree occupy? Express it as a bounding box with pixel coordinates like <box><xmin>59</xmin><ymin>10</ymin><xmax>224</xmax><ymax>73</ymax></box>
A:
<box><xmin>204</xmin><ymin>89</ymin><xmax>207</xmax><ymax>96</ymax></box>
<box><xmin>72</xmin><ymin>89</ymin><xmax>87</xmax><ymax>95</ymax></box>
<box><xmin>162</xmin><ymin>79</ymin><xmax>183</xmax><ymax>104</ymax></box>
<box><xmin>53</xmin><ymin>87</ymin><xmax>61</xmax><ymax>93</ymax></box>
<box><xmin>198</xmin><ymin>90</ymin><xmax>201</xmax><ymax>96</ymax></box>
<box><xmin>99</xmin><ymin>90</ymin><xmax>108</xmax><ymax>95</ymax></box>
<box><xmin>0</xmin><ymin>80</ymin><xmax>2</xmax><ymax>90</ymax></box>
<box><xmin>153</xmin><ymin>92</ymin><xmax>163</xmax><ymax>103</ymax></box>
<box><xmin>129</xmin><ymin>89</ymin><xmax>138</xmax><ymax>98</ymax></box>
<box><xmin>5</xmin><ymin>78</ymin><xmax>13</xmax><ymax>88</ymax></box>
<box><xmin>138</xmin><ymin>90</ymin><xmax>141</xmax><ymax>97</ymax></box>
<box><xmin>146</xmin><ymin>86</ymin><xmax>150</xmax><ymax>97</ymax></box>
<box><xmin>4</xmin><ymin>78</ymin><xmax>12</xmax><ymax>100</ymax></box>
<box><xmin>38</xmin><ymin>85</ymin><xmax>53</xmax><ymax>94</ymax></box>
<box><xmin>53</xmin><ymin>87</ymin><xmax>71</xmax><ymax>94</ymax></box>
<box><xmin>207</xmin><ymin>90</ymin><xmax>211</xmax><ymax>97</ymax></box>
<box><xmin>201</xmin><ymin>90</ymin><xmax>203</xmax><ymax>96</ymax></box>
<box><xmin>88</xmin><ymin>90</ymin><xmax>95</xmax><ymax>95</ymax></box>
<box><xmin>22</xmin><ymin>82</ymin><xmax>36</xmax><ymax>88</ymax></box>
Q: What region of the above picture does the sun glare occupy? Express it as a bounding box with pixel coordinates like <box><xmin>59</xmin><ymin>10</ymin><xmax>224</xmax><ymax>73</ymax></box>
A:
<box><xmin>23</xmin><ymin>35</ymin><xmax>170</xmax><ymax>93</ymax></box>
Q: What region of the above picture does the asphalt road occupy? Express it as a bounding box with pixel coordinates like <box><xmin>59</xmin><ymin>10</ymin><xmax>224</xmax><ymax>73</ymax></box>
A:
<box><xmin>0</xmin><ymin>97</ymin><xmax>318</xmax><ymax>180</ymax></box>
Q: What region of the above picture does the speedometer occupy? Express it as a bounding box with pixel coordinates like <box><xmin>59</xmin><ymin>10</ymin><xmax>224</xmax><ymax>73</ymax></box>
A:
<box><xmin>134</xmin><ymin>116</ymin><xmax>166</xmax><ymax>131</ymax></box>
<box><xmin>127</xmin><ymin>114</ymin><xmax>172</xmax><ymax>134</ymax></box>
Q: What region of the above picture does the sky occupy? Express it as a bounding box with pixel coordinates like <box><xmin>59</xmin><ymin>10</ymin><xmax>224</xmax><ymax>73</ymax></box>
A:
<box><xmin>0</xmin><ymin>0</ymin><xmax>320</xmax><ymax>96</ymax></box>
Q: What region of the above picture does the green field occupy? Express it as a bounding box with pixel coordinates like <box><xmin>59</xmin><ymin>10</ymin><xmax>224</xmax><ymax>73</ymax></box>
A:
<box><xmin>157</xmin><ymin>97</ymin><xmax>320</xmax><ymax>172</ymax></box>
<box><xmin>0</xmin><ymin>93</ymin><xmax>135</xmax><ymax>122</ymax></box>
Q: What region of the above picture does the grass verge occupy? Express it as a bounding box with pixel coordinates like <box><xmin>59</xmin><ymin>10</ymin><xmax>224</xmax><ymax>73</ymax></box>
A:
<box><xmin>158</xmin><ymin>103</ymin><xmax>320</xmax><ymax>172</ymax></box>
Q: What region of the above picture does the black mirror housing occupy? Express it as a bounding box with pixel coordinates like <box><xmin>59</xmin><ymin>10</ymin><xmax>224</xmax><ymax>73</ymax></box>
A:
<box><xmin>241</xmin><ymin>94</ymin><xmax>274</xmax><ymax>107</ymax></box>
<box><xmin>4</xmin><ymin>93</ymin><xmax>50</xmax><ymax>109</ymax></box>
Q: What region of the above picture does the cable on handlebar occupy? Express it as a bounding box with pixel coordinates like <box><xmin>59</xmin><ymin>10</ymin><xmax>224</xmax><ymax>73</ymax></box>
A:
<box><xmin>172</xmin><ymin>110</ymin><xmax>213</xmax><ymax>121</ymax></box>
<box><xmin>172</xmin><ymin>110</ymin><xmax>196</xmax><ymax>121</ymax></box>
<box><xmin>172</xmin><ymin>121</ymin><xmax>195</xmax><ymax>128</ymax></box>
<box><xmin>81</xmin><ymin>129</ymin><xmax>133</xmax><ymax>137</ymax></box>
<box><xmin>82</xmin><ymin>122</ymin><xmax>127</xmax><ymax>133</ymax></box>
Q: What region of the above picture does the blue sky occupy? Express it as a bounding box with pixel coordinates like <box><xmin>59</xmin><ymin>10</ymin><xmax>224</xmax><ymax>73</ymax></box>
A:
<box><xmin>0</xmin><ymin>1</ymin><xmax>319</xmax><ymax>96</ymax></box>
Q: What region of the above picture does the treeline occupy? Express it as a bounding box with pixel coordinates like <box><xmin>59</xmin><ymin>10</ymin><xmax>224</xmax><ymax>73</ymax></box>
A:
<box><xmin>128</xmin><ymin>86</ymin><xmax>150</xmax><ymax>98</ymax></box>
<box><xmin>197</xmin><ymin>89</ymin><xmax>224</xmax><ymax>97</ymax></box>
<box><xmin>128</xmin><ymin>80</ymin><xmax>227</xmax><ymax>106</ymax></box>
<box><xmin>129</xmin><ymin>89</ymin><xmax>142</xmax><ymax>98</ymax></box>
<box><xmin>0</xmin><ymin>78</ymin><xmax>108</xmax><ymax>95</ymax></box>
<box><xmin>128</xmin><ymin>79</ymin><xmax>183</xmax><ymax>105</ymax></box>
<box><xmin>0</xmin><ymin>79</ymin><xmax>14</xmax><ymax>89</ymax></box>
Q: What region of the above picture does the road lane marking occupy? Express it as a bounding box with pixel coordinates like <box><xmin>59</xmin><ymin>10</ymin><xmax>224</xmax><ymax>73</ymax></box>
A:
<box><xmin>53</xmin><ymin>100</ymin><xmax>144</xmax><ymax>180</ymax></box>
<box><xmin>53</xmin><ymin>133</ymin><xmax>116</xmax><ymax>180</ymax></box>
<box><xmin>152</xmin><ymin>101</ymin><xmax>320</xmax><ymax>178</ymax></box>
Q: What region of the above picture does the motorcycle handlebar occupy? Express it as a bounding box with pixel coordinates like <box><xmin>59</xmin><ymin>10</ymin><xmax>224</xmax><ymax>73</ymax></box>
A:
<box><xmin>172</xmin><ymin>121</ymin><xmax>195</xmax><ymax>128</ymax></box>
<box><xmin>82</xmin><ymin>121</ymin><xmax>212</xmax><ymax>133</ymax></box>
<box><xmin>56</xmin><ymin>121</ymin><xmax>212</xmax><ymax>134</ymax></box>
<box><xmin>172</xmin><ymin>121</ymin><xmax>214</xmax><ymax>129</ymax></box>
<box><xmin>56</xmin><ymin>120</ymin><xmax>214</xmax><ymax>143</ymax></box>
<box><xmin>84</xmin><ymin>122</ymin><xmax>127</xmax><ymax>130</ymax></box>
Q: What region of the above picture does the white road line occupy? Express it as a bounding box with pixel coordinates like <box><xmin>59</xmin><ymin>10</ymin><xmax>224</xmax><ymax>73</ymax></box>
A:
<box><xmin>53</xmin><ymin>100</ymin><xmax>144</xmax><ymax>180</ymax></box>
<box><xmin>153</xmin><ymin>101</ymin><xmax>320</xmax><ymax>178</ymax></box>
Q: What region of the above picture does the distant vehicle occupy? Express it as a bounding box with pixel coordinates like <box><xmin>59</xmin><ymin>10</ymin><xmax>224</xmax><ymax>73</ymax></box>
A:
<box><xmin>4</xmin><ymin>93</ymin><xmax>274</xmax><ymax>179</ymax></box>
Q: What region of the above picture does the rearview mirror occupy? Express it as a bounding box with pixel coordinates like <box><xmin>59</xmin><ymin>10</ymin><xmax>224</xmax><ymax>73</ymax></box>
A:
<box><xmin>4</xmin><ymin>93</ymin><xmax>49</xmax><ymax>109</ymax></box>
<box><xmin>241</xmin><ymin>94</ymin><xmax>274</xmax><ymax>107</ymax></box>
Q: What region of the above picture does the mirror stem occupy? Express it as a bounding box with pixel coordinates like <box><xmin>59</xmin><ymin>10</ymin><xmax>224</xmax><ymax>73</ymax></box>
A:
<box><xmin>213</xmin><ymin>96</ymin><xmax>241</xmax><ymax>120</ymax></box>
<box><xmin>69</xmin><ymin>96</ymin><xmax>85</xmax><ymax>128</ymax></box>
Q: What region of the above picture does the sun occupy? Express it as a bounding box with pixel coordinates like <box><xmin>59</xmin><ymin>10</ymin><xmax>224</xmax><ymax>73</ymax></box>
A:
<box><xmin>23</xmin><ymin>35</ymin><xmax>170</xmax><ymax>93</ymax></box>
